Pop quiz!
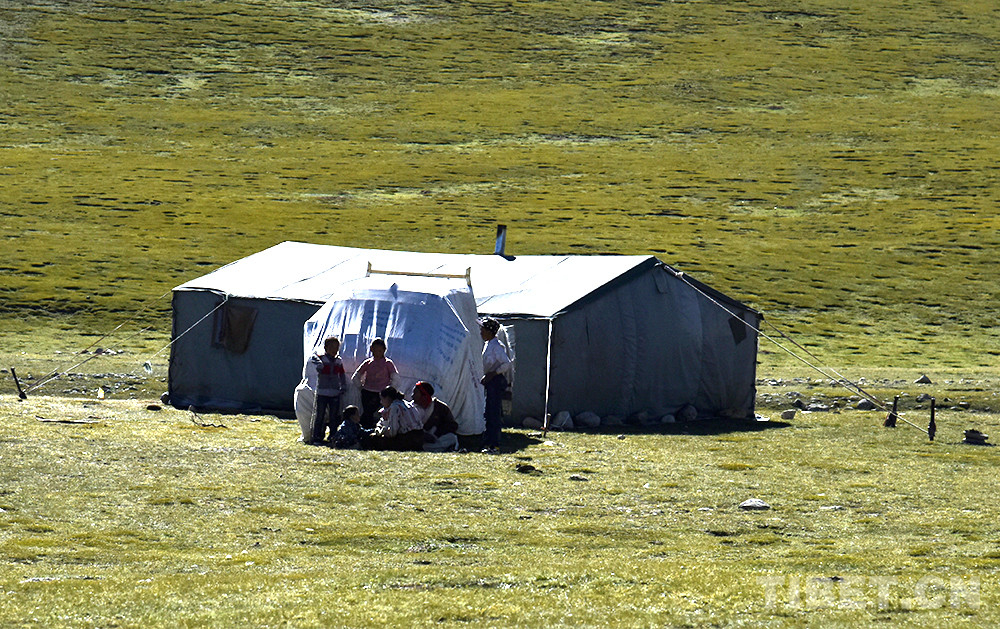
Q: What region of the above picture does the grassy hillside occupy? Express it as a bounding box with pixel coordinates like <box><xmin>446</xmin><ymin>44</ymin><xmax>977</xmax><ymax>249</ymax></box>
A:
<box><xmin>1</xmin><ymin>0</ymin><xmax>999</xmax><ymax>380</ymax></box>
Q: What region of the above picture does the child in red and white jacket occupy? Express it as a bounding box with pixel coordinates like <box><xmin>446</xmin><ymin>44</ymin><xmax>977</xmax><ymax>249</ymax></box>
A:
<box><xmin>308</xmin><ymin>336</ymin><xmax>347</xmax><ymax>444</ymax></box>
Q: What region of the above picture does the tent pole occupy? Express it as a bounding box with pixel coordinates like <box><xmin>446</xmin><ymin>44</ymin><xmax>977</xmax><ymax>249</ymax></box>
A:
<box><xmin>542</xmin><ymin>317</ymin><xmax>553</xmax><ymax>438</ymax></box>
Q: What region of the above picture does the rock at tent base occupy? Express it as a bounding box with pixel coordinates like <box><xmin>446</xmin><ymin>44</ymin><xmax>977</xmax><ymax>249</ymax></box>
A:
<box><xmin>915</xmin><ymin>374</ymin><xmax>933</xmax><ymax>384</ymax></box>
<box><xmin>661</xmin><ymin>414</ymin><xmax>676</xmax><ymax>424</ymax></box>
<box><xmin>641</xmin><ymin>413</ymin><xmax>662</xmax><ymax>426</ymax></box>
<box><xmin>627</xmin><ymin>410</ymin><xmax>650</xmax><ymax>425</ymax></box>
<box><xmin>739</xmin><ymin>498</ymin><xmax>771</xmax><ymax>511</ymax></box>
<box><xmin>574</xmin><ymin>411</ymin><xmax>601</xmax><ymax>428</ymax></box>
<box><xmin>522</xmin><ymin>416</ymin><xmax>543</xmax><ymax>429</ymax></box>
<box><xmin>678</xmin><ymin>404</ymin><xmax>698</xmax><ymax>423</ymax></box>
<box><xmin>550</xmin><ymin>411</ymin><xmax>573</xmax><ymax>430</ymax></box>
<box><xmin>780</xmin><ymin>409</ymin><xmax>796</xmax><ymax>420</ymax></box>
<box><xmin>602</xmin><ymin>415</ymin><xmax>624</xmax><ymax>427</ymax></box>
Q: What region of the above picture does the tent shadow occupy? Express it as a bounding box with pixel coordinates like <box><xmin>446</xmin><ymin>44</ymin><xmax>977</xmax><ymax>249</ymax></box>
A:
<box><xmin>514</xmin><ymin>418</ymin><xmax>792</xmax><ymax>440</ymax></box>
<box><xmin>501</xmin><ymin>430</ymin><xmax>548</xmax><ymax>452</ymax></box>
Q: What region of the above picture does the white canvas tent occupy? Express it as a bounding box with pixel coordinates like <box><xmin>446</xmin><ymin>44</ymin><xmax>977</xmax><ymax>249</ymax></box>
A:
<box><xmin>296</xmin><ymin>274</ymin><xmax>485</xmax><ymax>435</ymax></box>
<box><xmin>169</xmin><ymin>241</ymin><xmax>761</xmax><ymax>422</ymax></box>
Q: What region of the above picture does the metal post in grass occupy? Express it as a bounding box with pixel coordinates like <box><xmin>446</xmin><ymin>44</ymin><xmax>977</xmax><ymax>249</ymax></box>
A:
<box><xmin>11</xmin><ymin>367</ymin><xmax>27</xmax><ymax>400</ymax></box>
<box><xmin>884</xmin><ymin>395</ymin><xmax>899</xmax><ymax>428</ymax></box>
<box><xmin>928</xmin><ymin>397</ymin><xmax>936</xmax><ymax>441</ymax></box>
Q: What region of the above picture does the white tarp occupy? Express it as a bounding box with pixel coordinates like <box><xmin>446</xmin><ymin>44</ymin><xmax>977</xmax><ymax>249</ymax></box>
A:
<box><xmin>300</xmin><ymin>275</ymin><xmax>485</xmax><ymax>435</ymax></box>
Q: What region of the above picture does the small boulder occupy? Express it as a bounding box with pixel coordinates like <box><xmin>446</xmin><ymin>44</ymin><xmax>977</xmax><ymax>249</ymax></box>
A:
<box><xmin>550</xmin><ymin>411</ymin><xmax>573</xmax><ymax>430</ymax></box>
<box><xmin>661</xmin><ymin>414</ymin><xmax>676</xmax><ymax>424</ymax></box>
<box><xmin>856</xmin><ymin>399</ymin><xmax>877</xmax><ymax>411</ymax></box>
<box><xmin>574</xmin><ymin>411</ymin><xmax>602</xmax><ymax>428</ymax></box>
<box><xmin>915</xmin><ymin>374</ymin><xmax>933</xmax><ymax>384</ymax></box>
<box><xmin>739</xmin><ymin>498</ymin><xmax>771</xmax><ymax>511</ymax></box>
<box><xmin>627</xmin><ymin>410</ymin><xmax>650</xmax><ymax>425</ymax></box>
<box><xmin>602</xmin><ymin>415</ymin><xmax>624</xmax><ymax>427</ymax></box>
<box><xmin>678</xmin><ymin>404</ymin><xmax>698</xmax><ymax>422</ymax></box>
<box><xmin>964</xmin><ymin>429</ymin><xmax>990</xmax><ymax>445</ymax></box>
<box><xmin>522</xmin><ymin>416</ymin><xmax>544</xmax><ymax>429</ymax></box>
<box><xmin>780</xmin><ymin>409</ymin><xmax>796</xmax><ymax>420</ymax></box>
<box><xmin>641</xmin><ymin>413</ymin><xmax>662</xmax><ymax>426</ymax></box>
<box><xmin>569</xmin><ymin>474</ymin><xmax>589</xmax><ymax>482</ymax></box>
<box><xmin>515</xmin><ymin>463</ymin><xmax>539</xmax><ymax>474</ymax></box>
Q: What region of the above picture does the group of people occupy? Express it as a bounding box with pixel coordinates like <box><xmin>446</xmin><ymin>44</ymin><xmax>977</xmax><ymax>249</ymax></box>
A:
<box><xmin>304</xmin><ymin>317</ymin><xmax>512</xmax><ymax>454</ymax></box>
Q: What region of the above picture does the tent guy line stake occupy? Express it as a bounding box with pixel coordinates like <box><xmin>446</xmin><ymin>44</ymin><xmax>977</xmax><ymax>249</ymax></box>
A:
<box><xmin>11</xmin><ymin>368</ymin><xmax>27</xmax><ymax>399</ymax></box>
<box><xmin>670</xmin><ymin>269</ymin><xmax>928</xmax><ymax>435</ymax></box>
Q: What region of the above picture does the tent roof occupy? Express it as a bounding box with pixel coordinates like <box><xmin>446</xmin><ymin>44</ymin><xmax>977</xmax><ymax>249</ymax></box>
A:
<box><xmin>174</xmin><ymin>241</ymin><xmax>742</xmax><ymax>318</ymax></box>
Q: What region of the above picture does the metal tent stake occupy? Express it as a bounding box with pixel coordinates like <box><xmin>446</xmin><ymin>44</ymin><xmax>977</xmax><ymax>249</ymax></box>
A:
<box><xmin>884</xmin><ymin>395</ymin><xmax>899</xmax><ymax>428</ymax></box>
<box><xmin>11</xmin><ymin>367</ymin><xmax>27</xmax><ymax>399</ymax></box>
<box><xmin>928</xmin><ymin>398</ymin><xmax>936</xmax><ymax>441</ymax></box>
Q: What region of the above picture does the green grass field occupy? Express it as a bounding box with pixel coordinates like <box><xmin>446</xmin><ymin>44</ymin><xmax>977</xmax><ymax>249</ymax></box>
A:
<box><xmin>1</xmin><ymin>395</ymin><xmax>998</xmax><ymax>627</ymax></box>
<box><xmin>2</xmin><ymin>1</ymin><xmax>1000</xmax><ymax>626</ymax></box>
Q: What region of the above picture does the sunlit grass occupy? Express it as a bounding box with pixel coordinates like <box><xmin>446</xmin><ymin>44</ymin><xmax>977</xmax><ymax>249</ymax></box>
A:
<box><xmin>1</xmin><ymin>395</ymin><xmax>998</xmax><ymax>626</ymax></box>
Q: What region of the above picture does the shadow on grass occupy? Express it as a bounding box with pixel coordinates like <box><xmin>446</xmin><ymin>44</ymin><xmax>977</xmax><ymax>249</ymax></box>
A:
<box><xmin>515</xmin><ymin>418</ymin><xmax>792</xmax><ymax>440</ymax></box>
<box><xmin>501</xmin><ymin>430</ymin><xmax>548</xmax><ymax>452</ymax></box>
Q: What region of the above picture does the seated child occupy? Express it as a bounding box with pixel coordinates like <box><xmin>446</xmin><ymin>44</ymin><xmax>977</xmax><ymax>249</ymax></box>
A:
<box><xmin>333</xmin><ymin>405</ymin><xmax>367</xmax><ymax>449</ymax></box>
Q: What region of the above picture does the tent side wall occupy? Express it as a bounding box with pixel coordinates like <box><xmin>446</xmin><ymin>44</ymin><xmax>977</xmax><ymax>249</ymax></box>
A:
<box><xmin>168</xmin><ymin>290</ymin><xmax>320</xmax><ymax>412</ymax></box>
<box><xmin>692</xmin><ymin>300</ymin><xmax>761</xmax><ymax>419</ymax></box>
<box><xmin>545</xmin><ymin>265</ymin><xmax>758</xmax><ymax>419</ymax></box>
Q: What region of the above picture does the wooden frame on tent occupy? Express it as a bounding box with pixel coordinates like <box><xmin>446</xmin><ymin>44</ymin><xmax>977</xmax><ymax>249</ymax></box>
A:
<box><xmin>365</xmin><ymin>262</ymin><xmax>472</xmax><ymax>287</ymax></box>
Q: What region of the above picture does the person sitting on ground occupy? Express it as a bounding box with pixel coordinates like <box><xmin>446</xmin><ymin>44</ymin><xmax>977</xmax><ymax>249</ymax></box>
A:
<box><xmin>308</xmin><ymin>336</ymin><xmax>347</xmax><ymax>445</ymax></box>
<box><xmin>412</xmin><ymin>381</ymin><xmax>459</xmax><ymax>452</ymax></box>
<box><xmin>351</xmin><ymin>338</ymin><xmax>398</xmax><ymax>430</ymax></box>
<box><xmin>333</xmin><ymin>405</ymin><xmax>367</xmax><ymax>449</ymax></box>
<box><xmin>364</xmin><ymin>386</ymin><xmax>425</xmax><ymax>451</ymax></box>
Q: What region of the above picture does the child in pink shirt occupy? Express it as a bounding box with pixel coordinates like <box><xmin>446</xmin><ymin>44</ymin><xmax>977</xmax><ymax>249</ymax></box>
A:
<box><xmin>351</xmin><ymin>338</ymin><xmax>398</xmax><ymax>429</ymax></box>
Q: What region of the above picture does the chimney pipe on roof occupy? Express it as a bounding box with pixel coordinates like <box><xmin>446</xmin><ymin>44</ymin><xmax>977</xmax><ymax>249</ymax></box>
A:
<box><xmin>494</xmin><ymin>224</ymin><xmax>515</xmax><ymax>260</ymax></box>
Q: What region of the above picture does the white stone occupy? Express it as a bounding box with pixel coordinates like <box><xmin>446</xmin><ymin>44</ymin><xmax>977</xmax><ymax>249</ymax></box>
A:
<box><xmin>739</xmin><ymin>498</ymin><xmax>771</xmax><ymax>511</ymax></box>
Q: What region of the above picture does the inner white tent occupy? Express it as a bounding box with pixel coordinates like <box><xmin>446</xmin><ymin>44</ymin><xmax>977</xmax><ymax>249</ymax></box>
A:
<box><xmin>297</xmin><ymin>274</ymin><xmax>485</xmax><ymax>435</ymax></box>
